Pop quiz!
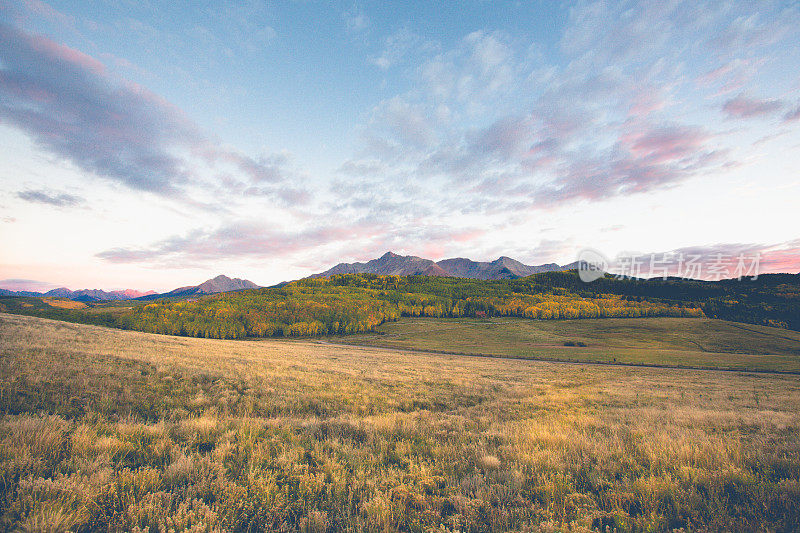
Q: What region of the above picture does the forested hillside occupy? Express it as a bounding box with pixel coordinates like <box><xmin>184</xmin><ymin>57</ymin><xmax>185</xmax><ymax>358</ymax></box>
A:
<box><xmin>0</xmin><ymin>273</ymin><xmax>702</xmax><ymax>339</ymax></box>
<box><xmin>526</xmin><ymin>271</ymin><xmax>800</xmax><ymax>331</ymax></box>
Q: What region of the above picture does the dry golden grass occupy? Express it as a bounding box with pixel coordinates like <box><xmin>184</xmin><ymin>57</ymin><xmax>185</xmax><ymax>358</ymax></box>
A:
<box><xmin>42</xmin><ymin>298</ymin><xmax>87</xmax><ymax>310</ymax></box>
<box><xmin>1</xmin><ymin>313</ymin><xmax>799</xmax><ymax>531</ymax></box>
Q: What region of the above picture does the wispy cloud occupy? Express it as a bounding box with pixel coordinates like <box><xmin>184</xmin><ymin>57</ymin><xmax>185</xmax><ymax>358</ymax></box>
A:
<box><xmin>0</xmin><ymin>278</ymin><xmax>57</xmax><ymax>292</ymax></box>
<box><xmin>343</xmin><ymin>8</ymin><xmax>369</xmax><ymax>34</ymax></box>
<box><xmin>369</xmin><ymin>28</ymin><xmax>427</xmax><ymax>70</ymax></box>
<box><xmin>96</xmin><ymin>220</ymin><xmax>388</xmax><ymax>265</ymax></box>
<box><xmin>16</xmin><ymin>189</ymin><xmax>85</xmax><ymax>207</ymax></box>
<box><xmin>784</xmin><ymin>104</ymin><xmax>800</xmax><ymax>123</ymax></box>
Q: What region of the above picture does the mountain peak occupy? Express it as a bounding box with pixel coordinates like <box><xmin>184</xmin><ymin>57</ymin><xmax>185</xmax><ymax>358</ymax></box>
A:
<box><xmin>312</xmin><ymin>251</ymin><xmax>449</xmax><ymax>278</ymax></box>
<box><xmin>196</xmin><ymin>275</ymin><xmax>258</xmax><ymax>294</ymax></box>
<box><xmin>137</xmin><ymin>275</ymin><xmax>260</xmax><ymax>300</ymax></box>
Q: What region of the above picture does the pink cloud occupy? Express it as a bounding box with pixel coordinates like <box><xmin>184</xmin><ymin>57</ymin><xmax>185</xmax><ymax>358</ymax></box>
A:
<box><xmin>625</xmin><ymin>124</ymin><xmax>710</xmax><ymax>164</ymax></box>
<box><xmin>628</xmin><ymin>90</ymin><xmax>667</xmax><ymax>117</ymax></box>
<box><xmin>760</xmin><ymin>242</ymin><xmax>800</xmax><ymax>274</ymax></box>
<box><xmin>723</xmin><ymin>93</ymin><xmax>785</xmax><ymax>119</ymax></box>
<box><xmin>28</xmin><ymin>33</ymin><xmax>106</xmax><ymax>74</ymax></box>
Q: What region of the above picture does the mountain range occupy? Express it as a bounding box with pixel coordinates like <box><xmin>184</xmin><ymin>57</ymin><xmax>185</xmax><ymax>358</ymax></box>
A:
<box><xmin>0</xmin><ymin>275</ymin><xmax>260</xmax><ymax>302</ymax></box>
<box><xmin>311</xmin><ymin>251</ymin><xmax>579</xmax><ymax>280</ymax></box>
<box><xmin>0</xmin><ymin>287</ymin><xmax>156</xmax><ymax>302</ymax></box>
<box><xmin>0</xmin><ymin>253</ymin><xmax>577</xmax><ymax>303</ymax></box>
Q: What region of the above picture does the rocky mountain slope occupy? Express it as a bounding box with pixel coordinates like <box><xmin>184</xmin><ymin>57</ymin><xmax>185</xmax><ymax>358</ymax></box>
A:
<box><xmin>310</xmin><ymin>252</ymin><xmax>451</xmax><ymax>278</ymax></box>
<box><xmin>311</xmin><ymin>252</ymin><xmax>576</xmax><ymax>280</ymax></box>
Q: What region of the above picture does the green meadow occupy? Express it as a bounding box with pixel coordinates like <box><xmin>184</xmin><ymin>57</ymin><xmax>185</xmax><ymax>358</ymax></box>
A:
<box><xmin>329</xmin><ymin>316</ymin><xmax>800</xmax><ymax>373</ymax></box>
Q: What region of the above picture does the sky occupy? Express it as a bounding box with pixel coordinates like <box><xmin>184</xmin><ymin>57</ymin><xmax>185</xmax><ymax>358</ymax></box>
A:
<box><xmin>1</xmin><ymin>0</ymin><xmax>799</xmax><ymax>292</ymax></box>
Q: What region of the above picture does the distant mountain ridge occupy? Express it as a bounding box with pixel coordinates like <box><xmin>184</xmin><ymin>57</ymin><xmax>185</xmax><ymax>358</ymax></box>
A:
<box><xmin>0</xmin><ymin>275</ymin><xmax>260</xmax><ymax>302</ymax></box>
<box><xmin>311</xmin><ymin>251</ymin><xmax>579</xmax><ymax>280</ymax></box>
<box><xmin>0</xmin><ymin>287</ymin><xmax>156</xmax><ymax>301</ymax></box>
<box><xmin>136</xmin><ymin>275</ymin><xmax>260</xmax><ymax>300</ymax></box>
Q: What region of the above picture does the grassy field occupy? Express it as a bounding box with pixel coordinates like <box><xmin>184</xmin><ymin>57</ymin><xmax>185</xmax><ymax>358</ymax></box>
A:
<box><xmin>328</xmin><ymin>317</ymin><xmax>800</xmax><ymax>373</ymax></box>
<box><xmin>1</xmin><ymin>313</ymin><xmax>800</xmax><ymax>531</ymax></box>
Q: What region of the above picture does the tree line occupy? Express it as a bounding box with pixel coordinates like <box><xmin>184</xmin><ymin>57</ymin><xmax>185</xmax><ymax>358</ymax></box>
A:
<box><xmin>113</xmin><ymin>274</ymin><xmax>702</xmax><ymax>339</ymax></box>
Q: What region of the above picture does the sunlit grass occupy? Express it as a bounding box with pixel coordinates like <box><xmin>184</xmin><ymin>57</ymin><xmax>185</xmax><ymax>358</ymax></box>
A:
<box><xmin>1</xmin><ymin>313</ymin><xmax>799</xmax><ymax>531</ymax></box>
